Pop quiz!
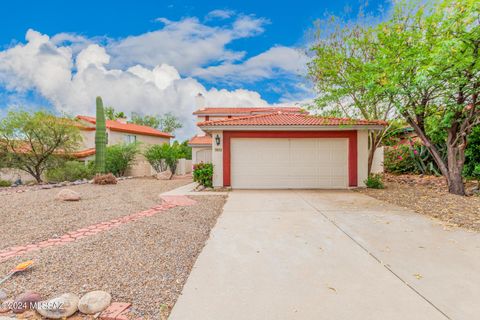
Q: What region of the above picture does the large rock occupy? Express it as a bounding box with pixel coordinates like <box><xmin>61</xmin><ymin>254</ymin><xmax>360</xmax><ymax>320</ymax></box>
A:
<box><xmin>12</xmin><ymin>291</ymin><xmax>43</xmax><ymax>313</ymax></box>
<box><xmin>78</xmin><ymin>291</ymin><xmax>111</xmax><ymax>315</ymax></box>
<box><xmin>36</xmin><ymin>293</ymin><xmax>79</xmax><ymax>319</ymax></box>
<box><xmin>155</xmin><ymin>170</ymin><xmax>172</xmax><ymax>180</ymax></box>
<box><xmin>55</xmin><ymin>189</ymin><xmax>81</xmax><ymax>201</ymax></box>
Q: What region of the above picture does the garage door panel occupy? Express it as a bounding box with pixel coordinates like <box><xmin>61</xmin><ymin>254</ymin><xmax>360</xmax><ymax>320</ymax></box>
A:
<box><xmin>231</xmin><ymin>138</ymin><xmax>348</xmax><ymax>189</ymax></box>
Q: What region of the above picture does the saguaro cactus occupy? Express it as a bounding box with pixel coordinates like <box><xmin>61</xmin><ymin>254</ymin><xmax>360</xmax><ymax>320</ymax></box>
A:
<box><xmin>95</xmin><ymin>96</ymin><xmax>107</xmax><ymax>173</ymax></box>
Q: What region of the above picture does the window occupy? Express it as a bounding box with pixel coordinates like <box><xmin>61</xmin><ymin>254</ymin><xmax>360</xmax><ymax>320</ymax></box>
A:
<box><xmin>124</xmin><ymin>134</ymin><xmax>137</xmax><ymax>144</ymax></box>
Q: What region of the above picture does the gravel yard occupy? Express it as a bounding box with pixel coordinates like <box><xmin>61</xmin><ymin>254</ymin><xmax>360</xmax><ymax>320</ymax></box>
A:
<box><xmin>0</xmin><ymin>178</ymin><xmax>227</xmax><ymax>319</ymax></box>
<box><xmin>357</xmin><ymin>174</ymin><xmax>480</xmax><ymax>232</ymax></box>
<box><xmin>0</xmin><ymin>178</ymin><xmax>190</xmax><ymax>250</ymax></box>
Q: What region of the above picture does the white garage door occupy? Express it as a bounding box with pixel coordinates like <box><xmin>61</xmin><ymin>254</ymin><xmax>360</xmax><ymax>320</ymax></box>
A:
<box><xmin>231</xmin><ymin>138</ymin><xmax>348</xmax><ymax>189</ymax></box>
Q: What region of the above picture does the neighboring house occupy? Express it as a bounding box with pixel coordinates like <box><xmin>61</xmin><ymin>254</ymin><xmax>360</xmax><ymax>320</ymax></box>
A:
<box><xmin>190</xmin><ymin>101</ymin><xmax>386</xmax><ymax>189</ymax></box>
<box><xmin>75</xmin><ymin>115</ymin><xmax>173</xmax><ymax>176</ymax></box>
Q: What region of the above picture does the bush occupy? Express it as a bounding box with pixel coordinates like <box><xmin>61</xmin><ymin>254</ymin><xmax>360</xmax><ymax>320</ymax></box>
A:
<box><xmin>193</xmin><ymin>162</ymin><xmax>213</xmax><ymax>188</ymax></box>
<box><xmin>173</xmin><ymin>140</ymin><xmax>192</xmax><ymax>160</ymax></box>
<box><xmin>384</xmin><ymin>145</ymin><xmax>418</xmax><ymax>174</ymax></box>
<box><xmin>105</xmin><ymin>143</ymin><xmax>139</xmax><ymax>176</ymax></box>
<box><xmin>464</xmin><ymin>125</ymin><xmax>480</xmax><ymax>179</ymax></box>
<box><xmin>93</xmin><ymin>173</ymin><xmax>117</xmax><ymax>185</ymax></box>
<box><xmin>364</xmin><ymin>174</ymin><xmax>384</xmax><ymax>189</ymax></box>
<box><xmin>46</xmin><ymin>161</ymin><xmax>95</xmax><ymax>182</ymax></box>
<box><xmin>144</xmin><ymin>144</ymin><xmax>169</xmax><ymax>173</ymax></box>
<box><xmin>0</xmin><ymin>179</ymin><xmax>12</xmax><ymax>187</ymax></box>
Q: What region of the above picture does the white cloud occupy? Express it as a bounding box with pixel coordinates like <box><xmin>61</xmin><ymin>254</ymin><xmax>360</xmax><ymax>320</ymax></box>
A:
<box><xmin>0</xmin><ymin>30</ymin><xmax>268</xmax><ymax>140</ymax></box>
<box><xmin>205</xmin><ymin>9</ymin><xmax>235</xmax><ymax>20</ymax></box>
<box><xmin>192</xmin><ymin>46</ymin><xmax>308</xmax><ymax>83</ymax></box>
<box><xmin>108</xmin><ymin>15</ymin><xmax>267</xmax><ymax>73</ymax></box>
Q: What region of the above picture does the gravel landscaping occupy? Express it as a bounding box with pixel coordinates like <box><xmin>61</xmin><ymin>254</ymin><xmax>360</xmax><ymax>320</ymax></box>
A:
<box><xmin>0</xmin><ymin>178</ymin><xmax>227</xmax><ymax>319</ymax></box>
<box><xmin>357</xmin><ymin>174</ymin><xmax>480</xmax><ymax>232</ymax></box>
<box><xmin>0</xmin><ymin>178</ymin><xmax>191</xmax><ymax>250</ymax></box>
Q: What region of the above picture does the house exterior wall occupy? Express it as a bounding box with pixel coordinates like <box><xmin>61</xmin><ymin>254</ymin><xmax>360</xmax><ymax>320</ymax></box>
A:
<box><xmin>371</xmin><ymin>146</ymin><xmax>384</xmax><ymax>174</ymax></box>
<box><xmin>211</xmin><ymin>131</ymin><xmax>224</xmax><ymax>187</ymax></box>
<box><xmin>357</xmin><ymin>130</ymin><xmax>369</xmax><ymax>187</ymax></box>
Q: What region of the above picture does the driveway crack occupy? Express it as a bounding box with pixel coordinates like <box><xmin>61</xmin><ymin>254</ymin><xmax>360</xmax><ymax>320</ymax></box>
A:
<box><xmin>299</xmin><ymin>193</ymin><xmax>452</xmax><ymax>320</ymax></box>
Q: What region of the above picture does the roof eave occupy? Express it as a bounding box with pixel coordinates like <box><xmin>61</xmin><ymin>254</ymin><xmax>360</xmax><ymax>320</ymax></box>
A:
<box><xmin>199</xmin><ymin>125</ymin><xmax>386</xmax><ymax>132</ymax></box>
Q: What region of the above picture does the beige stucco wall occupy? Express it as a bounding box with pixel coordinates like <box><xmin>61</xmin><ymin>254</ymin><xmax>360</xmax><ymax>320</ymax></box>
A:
<box><xmin>80</xmin><ymin>130</ymin><xmax>95</xmax><ymax>149</ymax></box>
<box><xmin>211</xmin><ymin>131</ymin><xmax>224</xmax><ymax>187</ymax></box>
<box><xmin>357</xmin><ymin>130</ymin><xmax>369</xmax><ymax>187</ymax></box>
<box><xmin>371</xmin><ymin>146</ymin><xmax>384</xmax><ymax>174</ymax></box>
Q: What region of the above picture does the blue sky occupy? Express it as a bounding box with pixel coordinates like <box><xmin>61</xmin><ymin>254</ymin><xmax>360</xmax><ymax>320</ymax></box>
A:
<box><xmin>0</xmin><ymin>0</ymin><xmax>390</xmax><ymax>139</ymax></box>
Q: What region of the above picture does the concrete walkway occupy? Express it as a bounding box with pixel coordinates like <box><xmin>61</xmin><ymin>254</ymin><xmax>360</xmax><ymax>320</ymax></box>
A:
<box><xmin>169</xmin><ymin>190</ymin><xmax>480</xmax><ymax>320</ymax></box>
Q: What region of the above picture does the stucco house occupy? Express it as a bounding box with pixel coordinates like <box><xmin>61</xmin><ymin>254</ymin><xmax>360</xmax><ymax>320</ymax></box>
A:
<box><xmin>189</xmin><ymin>100</ymin><xmax>386</xmax><ymax>189</ymax></box>
<box><xmin>74</xmin><ymin>115</ymin><xmax>173</xmax><ymax>176</ymax></box>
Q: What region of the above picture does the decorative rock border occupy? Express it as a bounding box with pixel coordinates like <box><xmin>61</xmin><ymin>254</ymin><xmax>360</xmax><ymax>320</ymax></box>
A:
<box><xmin>0</xmin><ymin>196</ymin><xmax>196</xmax><ymax>263</ymax></box>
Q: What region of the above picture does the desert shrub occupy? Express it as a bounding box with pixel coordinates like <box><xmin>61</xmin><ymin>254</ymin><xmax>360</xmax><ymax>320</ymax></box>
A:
<box><xmin>173</xmin><ymin>140</ymin><xmax>192</xmax><ymax>160</ymax></box>
<box><xmin>46</xmin><ymin>161</ymin><xmax>95</xmax><ymax>182</ymax></box>
<box><xmin>384</xmin><ymin>145</ymin><xmax>418</xmax><ymax>174</ymax></box>
<box><xmin>105</xmin><ymin>143</ymin><xmax>139</xmax><ymax>176</ymax></box>
<box><xmin>364</xmin><ymin>174</ymin><xmax>384</xmax><ymax>189</ymax></box>
<box><xmin>193</xmin><ymin>162</ymin><xmax>213</xmax><ymax>188</ymax></box>
<box><xmin>144</xmin><ymin>144</ymin><xmax>169</xmax><ymax>173</ymax></box>
<box><xmin>0</xmin><ymin>179</ymin><xmax>12</xmax><ymax>187</ymax></box>
<box><xmin>93</xmin><ymin>173</ymin><xmax>117</xmax><ymax>185</ymax></box>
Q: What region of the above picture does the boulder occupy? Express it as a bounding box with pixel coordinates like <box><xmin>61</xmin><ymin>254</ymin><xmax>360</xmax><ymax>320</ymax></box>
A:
<box><xmin>0</xmin><ymin>299</ymin><xmax>12</xmax><ymax>313</ymax></box>
<box><xmin>0</xmin><ymin>317</ymin><xmax>15</xmax><ymax>320</ymax></box>
<box><xmin>36</xmin><ymin>293</ymin><xmax>79</xmax><ymax>319</ymax></box>
<box><xmin>78</xmin><ymin>291</ymin><xmax>111</xmax><ymax>315</ymax></box>
<box><xmin>55</xmin><ymin>189</ymin><xmax>81</xmax><ymax>201</ymax></box>
<box><xmin>155</xmin><ymin>170</ymin><xmax>172</xmax><ymax>180</ymax></box>
<box><xmin>12</xmin><ymin>291</ymin><xmax>43</xmax><ymax>313</ymax></box>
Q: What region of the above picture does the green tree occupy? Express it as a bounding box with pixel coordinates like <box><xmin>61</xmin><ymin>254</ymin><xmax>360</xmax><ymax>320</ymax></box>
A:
<box><xmin>0</xmin><ymin>110</ymin><xmax>81</xmax><ymax>182</ymax></box>
<box><xmin>131</xmin><ymin>113</ymin><xmax>161</xmax><ymax>129</ymax></box>
<box><xmin>308</xmin><ymin>16</ymin><xmax>395</xmax><ymax>174</ymax></box>
<box><xmin>375</xmin><ymin>0</ymin><xmax>480</xmax><ymax>195</ymax></box>
<box><xmin>105</xmin><ymin>106</ymin><xmax>125</xmax><ymax>120</ymax></box>
<box><xmin>131</xmin><ymin>112</ymin><xmax>182</xmax><ymax>134</ymax></box>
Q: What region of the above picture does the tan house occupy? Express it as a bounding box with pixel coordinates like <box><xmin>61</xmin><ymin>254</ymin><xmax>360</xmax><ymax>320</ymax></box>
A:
<box><xmin>75</xmin><ymin>115</ymin><xmax>173</xmax><ymax>176</ymax></box>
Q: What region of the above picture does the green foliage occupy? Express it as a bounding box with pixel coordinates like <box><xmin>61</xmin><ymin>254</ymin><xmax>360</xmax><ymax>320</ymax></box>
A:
<box><xmin>364</xmin><ymin>174</ymin><xmax>384</xmax><ymax>189</ymax></box>
<box><xmin>172</xmin><ymin>140</ymin><xmax>192</xmax><ymax>160</ymax></box>
<box><xmin>105</xmin><ymin>143</ymin><xmax>139</xmax><ymax>177</ymax></box>
<box><xmin>464</xmin><ymin>126</ymin><xmax>480</xmax><ymax>179</ymax></box>
<box><xmin>46</xmin><ymin>161</ymin><xmax>95</xmax><ymax>182</ymax></box>
<box><xmin>0</xmin><ymin>110</ymin><xmax>81</xmax><ymax>182</ymax></box>
<box><xmin>144</xmin><ymin>144</ymin><xmax>170</xmax><ymax>173</ymax></box>
<box><xmin>0</xmin><ymin>179</ymin><xmax>12</xmax><ymax>187</ymax></box>
<box><xmin>105</xmin><ymin>106</ymin><xmax>125</xmax><ymax>120</ymax></box>
<box><xmin>384</xmin><ymin>145</ymin><xmax>418</xmax><ymax>174</ymax></box>
<box><xmin>131</xmin><ymin>112</ymin><xmax>183</xmax><ymax>134</ymax></box>
<box><xmin>95</xmin><ymin>97</ymin><xmax>107</xmax><ymax>174</ymax></box>
<box><xmin>193</xmin><ymin>162</ymin><xmax>213</xmax><ymax>188</ymax></box>
<box><xmin>163</xmin><ymin>144</ymin><xmax>180</xmax><ymax>176</ymax></box>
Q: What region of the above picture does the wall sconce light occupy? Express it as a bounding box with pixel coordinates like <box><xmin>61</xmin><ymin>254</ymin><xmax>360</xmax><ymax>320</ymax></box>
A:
<box><xmin>215</xmin><ymin>134</ymin><xmax>221</xmax><ymax>146</ymax></box>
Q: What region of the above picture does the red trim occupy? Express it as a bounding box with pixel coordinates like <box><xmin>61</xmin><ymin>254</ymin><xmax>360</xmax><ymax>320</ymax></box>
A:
<box><xmin>205</xmin><ymin>116</ymin><xmax>210</xmax><ymax>121</ymax></box>
<box><xmin>223</xmin><ymin>131</ymin><xmax>358</xmax><ymax>187</ymax></box>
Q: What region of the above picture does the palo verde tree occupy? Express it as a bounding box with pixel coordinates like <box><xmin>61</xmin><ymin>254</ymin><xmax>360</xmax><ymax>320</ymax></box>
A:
<box><xmin>0</xmin><ymin>110</ymin><xmax>81</xmax><ymax>182</ymax></box>
<box><xmin>375</xmin><ymin>0</ymin><xmax>480</xmax><ymax>195</ymax></box>
<box><xmin>308</xmin><ymin>16</ymin><xmax>396</xmax><ymax>174</ymax></box>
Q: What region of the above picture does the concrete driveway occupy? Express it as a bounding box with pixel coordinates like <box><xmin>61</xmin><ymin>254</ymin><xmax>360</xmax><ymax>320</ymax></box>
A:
<box><xmin>169</xmin><ymin>190</ymin><xmax>480</xmax><ymax>320</ymax></box>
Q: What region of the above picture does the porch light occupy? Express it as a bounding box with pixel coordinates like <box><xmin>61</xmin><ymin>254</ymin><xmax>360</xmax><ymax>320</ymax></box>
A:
<box><xmin>215</xmin><ymin>134</ymin><xmax>221</xmax><ymax>146</ymax></box>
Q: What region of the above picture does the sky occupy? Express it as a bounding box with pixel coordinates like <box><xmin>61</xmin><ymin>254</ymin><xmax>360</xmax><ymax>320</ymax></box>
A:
<box><xmin>0</xmin><ymin>0</ymin><xmax>390</xmax><ymax>140</ymax></box>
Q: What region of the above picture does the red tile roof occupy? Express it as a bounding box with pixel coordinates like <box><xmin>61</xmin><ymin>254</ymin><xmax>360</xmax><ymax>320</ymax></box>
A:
<box><xmin>72</xmin><ymin>148</ymin><xmax>96</xmax><ymax>158</ymax></box>
<box><xmin>198</xmin><ymin>112</ymin><xmax>387</xmax><ymax>127</ymax></box>
<box><xmin>188</xmin><ymin>135</ymin><xmax>212</xmax><ymax>146</ymax></box>
<box><xmin>76</xmin><ymin>116</ymin><xmax>173</xmax><ymax>138</ymax></box>
<box><xmin>193</xmin><ymin>107</ymin><xmax>307</xmax><ymax>115</ymax></box>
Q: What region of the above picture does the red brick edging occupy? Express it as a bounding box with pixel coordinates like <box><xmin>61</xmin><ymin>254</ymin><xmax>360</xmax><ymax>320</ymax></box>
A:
<box><xmin>0</xmin><ymin>196</ymin><xmax>197</xmax><ymax>263</ymax></box>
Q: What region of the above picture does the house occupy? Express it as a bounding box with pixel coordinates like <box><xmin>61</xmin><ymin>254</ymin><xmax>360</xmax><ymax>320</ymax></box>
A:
<box><xmin>75</xmin><ymin>115</ymin><xmax>173</xmax><ymax>176</ymax></box>
<box><xmin>189</xmin><ymin>101</ymin><xmax>386</xmax><ymax>189</ymax></box>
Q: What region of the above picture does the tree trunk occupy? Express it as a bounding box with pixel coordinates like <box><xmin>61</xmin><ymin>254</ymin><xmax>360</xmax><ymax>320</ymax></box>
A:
<box><xmin>446</xmin><ymin>130</ymin><xmax>466</xmax><ymax>196</ymax></box>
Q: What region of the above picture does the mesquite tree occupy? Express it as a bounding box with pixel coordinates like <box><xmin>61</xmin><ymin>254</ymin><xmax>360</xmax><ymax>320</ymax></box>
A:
<box><xmin>375</xmin><ymin>0</ymin><xmax>480</xmax><ymax>195</ymax></box>
<box><xmin>308</xmin><ymin>17</ymin><xmax>396</xmax><ymax>174</ymax></box>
